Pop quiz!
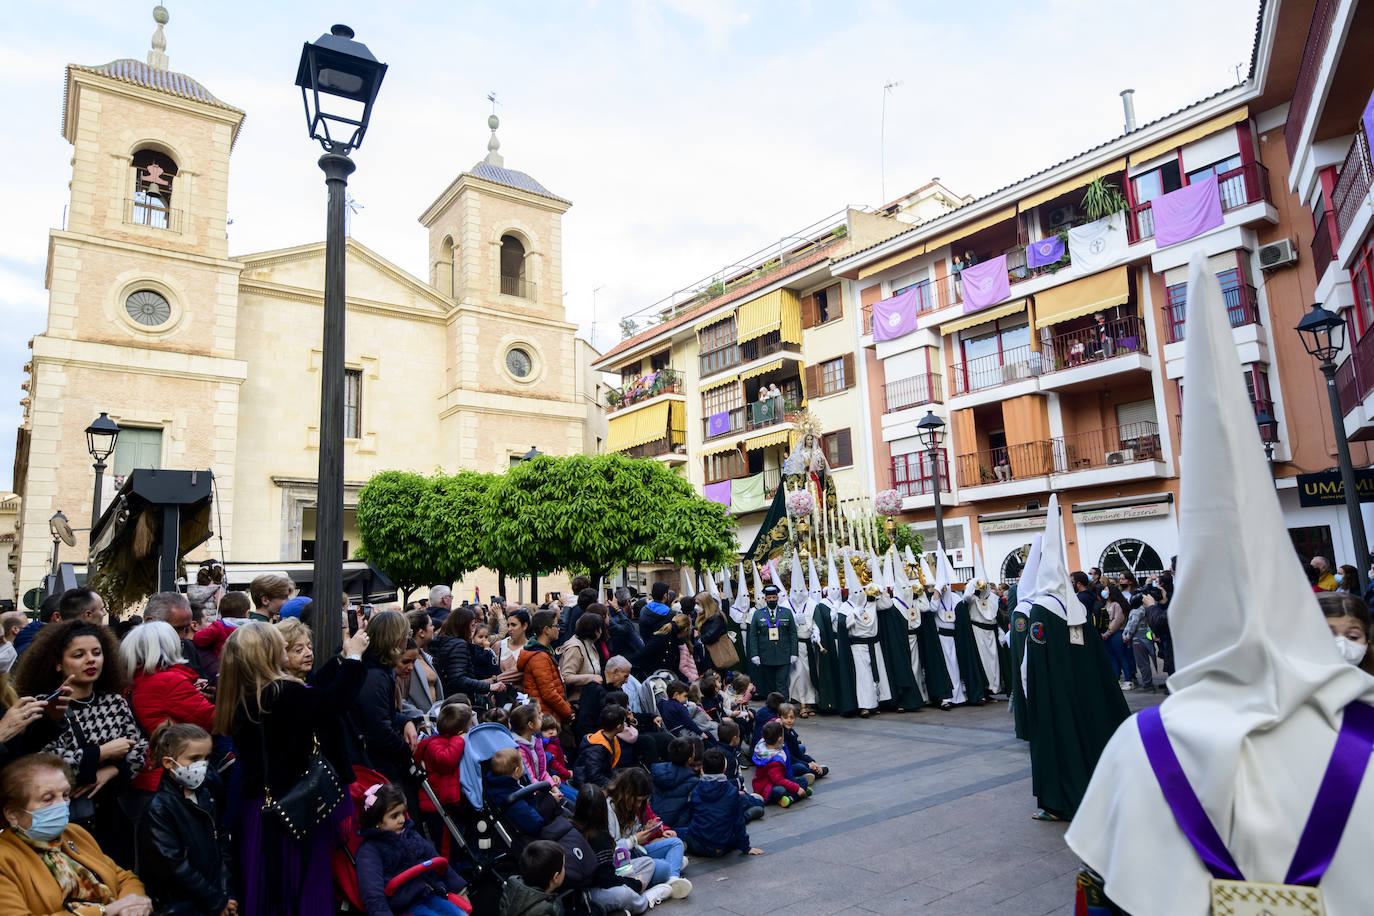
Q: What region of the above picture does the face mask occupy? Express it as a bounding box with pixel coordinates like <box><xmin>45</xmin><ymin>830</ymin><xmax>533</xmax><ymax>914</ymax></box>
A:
<box><xmin>18</xmin><ymin>801</ymin><xmax>69</xmax><ymax>842</ymax></box>
<box><xmin>1101</xmin><ymin>589</ymin><xmax>1110</xmax><ymax>599</ymax></box>
<box><xmin>1335</xmin><ymin>636</ymin><xmax>1366</xmax><ymax>665</ymax></box>
<box><xmin>1335</xmin><ymin>574</ymin><xmax>1345</xmax><ymax>586</ymax></box>
<box><xmin>167</xmin><ymin>760</ymin><xmax>209</xmax><ymax>791</ymax></box>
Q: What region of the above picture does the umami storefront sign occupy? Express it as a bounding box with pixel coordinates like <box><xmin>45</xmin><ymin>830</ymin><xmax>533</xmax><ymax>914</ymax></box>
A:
<box><xmin>1296</xmin><ymin>469</ymin><xmax>1374</xmax><ymax>508</ymax></box>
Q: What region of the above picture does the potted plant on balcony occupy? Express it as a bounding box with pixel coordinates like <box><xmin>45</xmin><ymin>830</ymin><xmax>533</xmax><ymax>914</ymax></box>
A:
<box><xmin>1080</xmin><ymin>178</ymin><xmax>1129</xmax><ymax>222</ymax></box>
<box><xmin>606</xmin><ymin>388</ymin><xmax>623</xmax><ymax>409</ymax></box>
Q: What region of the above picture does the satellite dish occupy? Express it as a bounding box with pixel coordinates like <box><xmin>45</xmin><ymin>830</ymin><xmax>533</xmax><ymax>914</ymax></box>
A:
<box><xmin>49</xmin><ymin>512</ymin><xmax>76</xmax><ymax>548</ymax></box>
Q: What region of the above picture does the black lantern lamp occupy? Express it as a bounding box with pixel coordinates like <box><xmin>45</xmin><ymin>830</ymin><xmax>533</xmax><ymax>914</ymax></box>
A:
<box><xmin>85</xmin><ymin>412</ymin><xmax>120</xmax><ymax>464</ymax></box>
<box><xmin>915</xmin><ymin>410</ymin><xmax>948</xmax><ymax>551</ymax></box>
<box><xmin>1255</xmin><ymin>408</ymin><xmax>1278</xmax><ymax>463</ymax></box>
<box><xmin>916</xmin><ymin>410</ymin><xmax>945</xmax><ymax>450</ymax></box>
<box><xmin>523</xmin><ymin>446</ymin><xmax>543</xmax><ymax>462</ymax></box>
<box><xmin>1295</xmin><ymin>302</ymin><xmax>1346</xmax><ymax>364</ymax></box>
<box><xmin>294</xmin><ymin>25</ymin><xmax>388</xmax><ymax>154</ymax></box>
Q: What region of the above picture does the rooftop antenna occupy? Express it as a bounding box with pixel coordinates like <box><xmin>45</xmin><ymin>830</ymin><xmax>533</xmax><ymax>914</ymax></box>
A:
<box><xmin>344</xmin><ymin>194</ymin><xmax>363</xmax><ymax>237</ymax></box>
<box><xmin>881</xmin><ymin>80</ymin><xmax>901</xmax><ymax>205</ymax></box>
<box><xmin>485</xmin><ymin>91</ymin><xmax>503</xmax><ymax>167</ymax></box>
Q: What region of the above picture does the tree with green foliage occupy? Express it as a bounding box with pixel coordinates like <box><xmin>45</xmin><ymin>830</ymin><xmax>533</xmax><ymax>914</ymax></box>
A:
<box><xmin>427</xmin><ymin>470</ymin><xmax>497</xmax><ymax>581</ymax></box>
<box><xmin>355</xmin><ymin>471</ymin><xmax>444</xmax><ymax>601</ymax></box>
<box><xmin>652</xmin><ymin>496</ymin><xmax>738</xmax><ymax>571</ymax></box>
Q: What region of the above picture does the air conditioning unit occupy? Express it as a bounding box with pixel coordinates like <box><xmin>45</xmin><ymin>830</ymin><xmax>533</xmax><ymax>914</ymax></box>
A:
<box><xmin>1047</xmin><ymin>204</ymin><xmax>1080</xmax><ymax>229</ymax></box>
<box><xmin>1258</xmin><ymin>238</ymin><xmax>1298</xmax><ymax>271</ymax></box>
<box><xmin>1105</xmin><ymin>449</ymin><xmax>1135</xmax><ymax>466</ymax></box>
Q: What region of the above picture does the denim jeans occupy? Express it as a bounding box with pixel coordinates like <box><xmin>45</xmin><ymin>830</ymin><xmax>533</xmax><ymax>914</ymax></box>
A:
<box><xmin>1131</xmin><ymin>637</ymin><xmax>1156</xmax><ymax>688</ymax></box>
<box><xmin>643</xmin><ymin>836</ymin><xmax>685</xmax><ymax>884</ymax></box>
<box><xmin>408</xmin><ymin>897</ymin><xmax>466</xmax><ymax>916</ymax></box>
<box><xmin>1105</xmin><ymin>632</ymin><xmax>1132</xmax><ymax>681</ymax></box>
<box><xmin>589</xmin><ymin>857</ymin><xmax>656</xmax><ymax>914</ymax></box>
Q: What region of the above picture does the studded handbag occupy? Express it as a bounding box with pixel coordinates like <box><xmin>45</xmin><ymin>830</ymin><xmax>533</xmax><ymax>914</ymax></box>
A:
<box><xmin>258</xmin><ymin>726</ymin><xmax>343</xmax><ymax>841</ymax></box>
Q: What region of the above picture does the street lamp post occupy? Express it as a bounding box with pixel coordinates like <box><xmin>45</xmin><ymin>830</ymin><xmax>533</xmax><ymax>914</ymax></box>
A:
<box><xmin>295</xmin><ymin>25</ymin><xmax>386</xmax><ymax>665</ymax></box>
<box><xmin>522</xmin><ymin>447</ymin><xmax>542</xmax><ymax>597</ymax></box>
<box><xmin>84</xmin><ymin>413</ymin><xmax>120</xmax><ymax>531</ymax></box>
<box><xmin>1255</xmin><ymin>409</ymin><xmax>1278</xmax><ymax>467</ymax></box>
<box><xmin>916</xmin><ymin>410</ymin><xmax>947</xmax><ymax>555</ymax></box>
<box><xmin>1296</xmin><ymin>303</ymin><xmax>1370</xmax><ymax>593</ymax></box>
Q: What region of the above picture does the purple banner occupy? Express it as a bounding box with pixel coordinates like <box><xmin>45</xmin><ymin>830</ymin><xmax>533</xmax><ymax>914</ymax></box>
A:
<box><xmin>961</xmin><ymin>254</ymin><xmax>1010</xmax><ymax>312</ymax></box>
<box><xmin>1152</xmin><ymin>176</ymin><xmax>1223</xmax><ymax>248</ymax></box>
<box><xmin>872</xmin><ymin>287</ymin><xmax>920</xmax><ymax>341</ymax></box>
<box><xmin>1026</xmin><ymin>236</ymin><xmax>1065</xmax><ymax>268</ymax></box>
<box><xmin>703</xmin><ymin>479</ymin><xmax>732</xmax><ymax>506</ymax></box>
<box><xmin>707</xmin><ymin>411</ymin><xmax>731</xmax><ymax>437</ymax></box>
<box><xmin>1364</xmin><ymin>88</ymin><xmax>1374</xmax><ymax>157</ymax></box>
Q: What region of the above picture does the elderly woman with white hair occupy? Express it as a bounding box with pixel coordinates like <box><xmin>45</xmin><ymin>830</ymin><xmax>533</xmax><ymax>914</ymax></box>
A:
<box><xmin>121</xmin><ymin>619</ymin><xmax>215</xmax><ymax>813</ymax></box>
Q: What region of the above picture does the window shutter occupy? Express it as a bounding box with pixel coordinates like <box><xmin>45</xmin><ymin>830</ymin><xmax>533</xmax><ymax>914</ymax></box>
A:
<box><xmin>801</xmin><ymin>295</ymin><xmax>818</xmax><ymax>329</ymax></box>
<box><xmin>842</xmin><ymin>353</ymin><xmax>856</xmax><ymax>390</ymax></box>
<box><xmin>805</xmin><ymin>365</ymin><xmax>820</xmax><ymax>397</ymax></box>
<box><xmin>836</xmin><ymin>429</ymin><xmax>853</xmax><ymax>467</ymax></box>
<box><xmin>829</xmin><ymin>284</ymin><xmax>844</xmax><ymax>319</ymax></box>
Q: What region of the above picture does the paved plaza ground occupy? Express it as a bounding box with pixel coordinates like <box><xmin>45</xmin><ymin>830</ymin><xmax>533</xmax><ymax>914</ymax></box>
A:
<box><xmin>680</xmin><ymin>688</ymin><xmax>1164</xmax><ymax>915</ymax></box>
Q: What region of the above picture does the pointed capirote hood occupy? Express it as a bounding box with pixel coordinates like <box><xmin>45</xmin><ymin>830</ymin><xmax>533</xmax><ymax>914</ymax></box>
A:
<box><xmin>720</xmin><ymin>567</ymin><xmax>733</xmax><ymax>603</ymax></box>
<box><xmin>933</xmin><ymin>540</ymin><xmax>959</xmax><ymax>615</ymax></box>
<box><xmin>789</xmin><ymin>551</ymin><xmax>807</xmax><ymax>608</ymax></box>
<box><xmin>681</xmin><ymin>566</ymin><xmax>694</xmax><ymax>597</ymax></box>
<box><xmin>1011</xmin><ymin>534</ymin><xmax>1043</xmax><ymax>618</ymax></box>
<box><xmin>705</xmin><ymin>567</ymin><xmax>720</xmax><ymax>602</ymax></box>
<box><xmin>732</xmin><ymin>562</ymin><xmax>750</xmax><ymax>615</ymax></box>
<box><xmin>973</xmin><ymin>543</ymin><xmax>988</xmax><ymax>585</ymax></box>
<box><xmin>1030</xmin><ymin>494</ymin><xmax>1080</xmax><ymax>624</ymax></box>
<box><xmin>842</xmin><ymin>551</ymin><xmax>862</xmax><ymax>605</ymax></box>
<box><xmin>751</xmin><ymin>562</ymin><xmax>765</xmax><ymax>610</ymax></box>
<box><xmin>904</xmin><ymin>545</ymin><xmax>917</xmax><ymax>566</ymax></box>
<box><xmin>807</xmin><ymin>557</ymin><xmax>822</xmax><ymax>602</ymax></box>
<box><xmin>890</xmin><ymin>546</ymin><xmax>913</xmax><ymax>605</ymax></box>
<box><xmin>1066</xmin><ymin>253</ymin><xmax>1374</xmax><ymax>914</ymax></box>
<box><xmin>825</xmin><ymin>550</ymin><xmax>842</xmax><ymax>607</ymax></box>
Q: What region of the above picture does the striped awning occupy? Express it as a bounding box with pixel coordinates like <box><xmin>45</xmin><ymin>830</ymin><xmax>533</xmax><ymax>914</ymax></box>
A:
<box><xmin>737</xmin><ymin>289</ymin><xmax>802</xmax><ymax>344</ymax></box>
<box><xmin>1129</xmin><ymin>107</ymin><xmax>1249</xmax><ymax>167</ymax></box>
<box><xmin>1033</xmin><ymin>267</ymin><xmax>1131</xmax><ymax>329</ymax></box>
<box><xmin>940</xmin><ymin>299</ymin><xmax>1028</xmax><ymax>336</ymax></box>
<box><xmin>741</xmin><ymin>358</ymin><xmax>785</xmax><ymax>381</ymax></box>
<box><xmin>699</xmin><ymin>373</ymin><xmax>739</xmax><ymax>394</ymax></box>
<box><xmin>745</xmin><ymin>430</ymin><xmax>793</xmax><ymax>451</ymax></box>
<box><xmin>606</xmin><ymin>401</ymin><xmax>670</xmax><ymax>452</ymax></box>
<box><xmin>857</xmin><ymin>244</ymin><xmax>925</xmax><ymax>280</ymax></box>
<box><xmin>698</xmin><ymin>439</ymin><xmax>742</xmax><ymax>457</ymax></box>
<box><xmin>669</xmin><ymin>401</ymin><xmax>685</xmax><ymax>434</ymax></box>
<box><xmin>920</xmin><ymin>205</ymin><xmax>1018</xmax><ymax>254</ymax></box>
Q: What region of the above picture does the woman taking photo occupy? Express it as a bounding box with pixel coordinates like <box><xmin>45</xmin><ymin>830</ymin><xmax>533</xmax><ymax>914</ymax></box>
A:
<box><xmin>433</xmin><ymin>605</ymin><xmax>507</xmax><ymax>704</ymax></box>
<box><xmin>121</xmin><ymin>620</ymin><xmax>215</xmax><ymax>811</ymax></box>
<box><xmin>0</xmin><ymin>667</ymin><xmax>70</xmax><ymax>771</ymax></box>
<box><xmin>14</xmin><ymin>621</ymin><xmax>146</xmax><ymax>863</ymax></box>
<box><xmin>0</xmin><ymin>753</ymin><xmax>152</xmax><ymax>915</ymax></box>
<box><xmin>558</xmin><ymin>612</ymin><xmax>606</xmax><ymax>706</ymax></box>
<box><xmin>216</xmin><ymin>620</ymin><xmax>368</xmax><ymax>915</ymax></box>
<box><xmin>354</xmin><ymin>611</ymin><xmax>418</xmax><ymax>780</ymax></box>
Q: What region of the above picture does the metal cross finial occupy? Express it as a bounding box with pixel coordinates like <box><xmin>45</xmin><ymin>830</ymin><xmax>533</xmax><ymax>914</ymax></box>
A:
<box><xmin>487</xmin><ymin>91</ymin><xmax>500</xmax><ymax>113</ymax></box>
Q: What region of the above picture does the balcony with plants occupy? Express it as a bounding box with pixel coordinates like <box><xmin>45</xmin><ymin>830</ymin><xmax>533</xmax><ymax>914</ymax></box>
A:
<box><xmin>606</xmin><ymin>367</ymin><xmax>684</xmax><ymax>413</ymax></box>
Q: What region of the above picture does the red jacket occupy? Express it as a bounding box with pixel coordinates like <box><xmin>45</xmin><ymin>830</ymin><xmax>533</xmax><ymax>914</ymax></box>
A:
<box><xmin>546</xmin><ymin>737</ymin><xmax>572</xmax><ymax>781</ymax></box>
<box><xmin>126</xmin><ymin>664</ymin><xmax>216</xmax><ymax>792</ymax></box>
<box><xmin>517</xmin><ymin>643</ymin><xmax>573</xmax><ymax>722</ymax></box>
<box><xmin>414</xmin><ymin>734</ymin><xmax>464</xmax><ymax>812</ymax></box>
<box><xmin>752</xmin><ymin>759</ymin><xmax>802</xmax><ymax>800</ymax></box>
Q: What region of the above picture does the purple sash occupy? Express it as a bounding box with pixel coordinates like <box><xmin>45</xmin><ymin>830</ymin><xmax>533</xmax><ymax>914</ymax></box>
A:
<box><xmin>1138</xmin><ymin>701</ymin><xmax>1374</xmax><ymax>887</ymax></box>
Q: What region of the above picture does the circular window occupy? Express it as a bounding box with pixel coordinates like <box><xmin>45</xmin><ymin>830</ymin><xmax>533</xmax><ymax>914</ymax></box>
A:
<box><xmin>505</xmin><ymin>348</ymin><xmax>533</xmax><ymax>379</ymax></box>
<box><xmin>1001</xmin><ymin>544</ymin><xmax>1032</xmax><ymax>583</ymax></box>
<box><xmin>125</xmin><ymin>290</ymin><xmax>171</xmax><ymax>327</ymax></box>
<box><xmin>1099</xmin><ymin>538</ymin><xmax>1165</xmax><ymax>579</ymax></box>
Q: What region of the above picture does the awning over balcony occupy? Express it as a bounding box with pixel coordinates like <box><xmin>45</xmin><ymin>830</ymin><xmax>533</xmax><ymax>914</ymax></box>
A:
<box><xmin>669</xmin><ymin>401</ymin><xmax>685</xmax><ymax>435</ymax></box>
<box><xmin>1128</xmin><ymin>107</ymin><xmax>1249</xmax><ymax>166</ymax></box>
<box><xmin>746</xmin><ymin>430</ymin><xmax>792</xmax><ymax>451</ymax></box>
<box><xmin>1033</xmin><ymin>266</ymin><xmax>1131</xmax><ymax>329</ymax></box>
<box><xmin>737</xmin><ymin>289</ymin><xmax>802</xmax><ymax>344</ymax></box>
<box><xmin>858</xmin><ymin>244</ymin><xmax>925</xmax><ymax>280</ymax></box>
<box><xmin>940</xmin><ymin>298</ymin><xmax>1028</xmax><ymax>336</ymax></box>
<box><xmin>921</xmin><ymin>205</ymin><xmax>1018</xmax><ymax>253</ymax></box>
<box><xmin>741</xmin><ymin>358</ymin><xmax>786</xmax><ymax>381</ymax></box>
<box><xmin>607</xmin><ymin>401</ymin><xmax>671</xmax><ymax>452</ymax></box>
<box><xmin>699</xmin><ymin>373</ymin><xmax>738</xmax><ymax>393</ymax></box>
<box><xmin>699</xmin><ymin>439</ymin><xmax>742</xmax><ymax>457</ymax></box>
<box><xmin>1020</xmin><ymin>158</ymin><xmax>1127</xmax><ymax>210</ymax></box>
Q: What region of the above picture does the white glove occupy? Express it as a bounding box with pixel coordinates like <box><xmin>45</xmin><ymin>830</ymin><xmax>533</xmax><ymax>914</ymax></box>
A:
<box><xmin>790</xmin><ymin>655</ymin><xmax>798</xmax><ymax>665</ymax></box>
<box><xmin>810</xmin><ymin>629</ymin><xmax>822</xmax><ymax>646</ymax></box>
<box><xmin>999</xmin><ymin>630</ymin><xmax>1010</xmax><ymax>647</ymax></box>
<box><xmin>751</xmin><ymin>656</ymin><xmax>761</xmax><ymax>666</ymax></box>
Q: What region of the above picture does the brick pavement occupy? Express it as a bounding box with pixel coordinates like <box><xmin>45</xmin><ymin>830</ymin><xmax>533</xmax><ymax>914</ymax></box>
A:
<box><xmin>675</xmin><ymin>689</ymin><xmax>1164</xmax><ymax>915</ymax></box>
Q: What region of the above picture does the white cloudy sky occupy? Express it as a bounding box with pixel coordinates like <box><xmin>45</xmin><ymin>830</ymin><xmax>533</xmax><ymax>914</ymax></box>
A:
<box><xmin>0</xmin><ymin>0</ymin><xmax>1259</xmax><ymax>489</ymax></box>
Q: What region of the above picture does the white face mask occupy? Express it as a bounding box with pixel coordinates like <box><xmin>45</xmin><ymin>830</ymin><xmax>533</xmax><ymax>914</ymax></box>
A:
<box><xmin>1334</xmin><ymin>635</ymin><xmax>1367</xmax><ymax>666</ymax></box>
<box><xmin>1100</xmin><ymin>589</ymin><xmax>1110</xmax><ymax>599</ymax></box>
<box><xmin>168</xmin><ymin>759</ymin><xmax>209</xmax><ymax>790</ymax></box>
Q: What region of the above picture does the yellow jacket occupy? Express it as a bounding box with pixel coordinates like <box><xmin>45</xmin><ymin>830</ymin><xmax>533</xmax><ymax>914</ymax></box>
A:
<box><xmin>0</xmin><ymin>824</ymin><xmax>144</xmax><ymax>916</ymax></box>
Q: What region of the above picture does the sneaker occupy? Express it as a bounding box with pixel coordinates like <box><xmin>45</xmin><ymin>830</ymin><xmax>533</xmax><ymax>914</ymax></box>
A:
<box><xmin>680</xmin><ymin>854</ymin><xmax>690</xmax><ymax>869</ymax></box>
<box><xmin>803</xmin><ymin>786</ymin><xmax>814</xmax><ymax>798</ymax></box>
<box><xmin>1121</xmin><ymin>682</ymin><xmax>1135</xmax><ymax>691</ymax></box>
<box><xmin>779</xmin><ymin>796</ymin><xmax>793</xmax><ymax>808</ymax></box>
<box><xmin>645</xmin><ymin>884</ymin><xmax>674</xmax><ymax>906</ymax></box>
<box><xmin>668</xmin><ymin>876</ymin><xmax>692</xmax><ymax>898</ymax></box>
<box><xmin>745</xmin><ymin>804</ymin><xmax>764</xmax><ymax>821</ymax></box>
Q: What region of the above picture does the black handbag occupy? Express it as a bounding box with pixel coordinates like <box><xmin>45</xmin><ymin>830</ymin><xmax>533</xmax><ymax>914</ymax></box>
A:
<box><xmin>258</xmin><ymin>725</ymin><xmax>343</xmax><ymax>841</ymax></box>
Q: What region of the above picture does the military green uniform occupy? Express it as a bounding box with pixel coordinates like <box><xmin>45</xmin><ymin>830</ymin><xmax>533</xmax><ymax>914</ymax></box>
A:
<box><xmin>747</xmin><ymin>602</ymin><xmax>798</xmax><ymax>700</ymax></box>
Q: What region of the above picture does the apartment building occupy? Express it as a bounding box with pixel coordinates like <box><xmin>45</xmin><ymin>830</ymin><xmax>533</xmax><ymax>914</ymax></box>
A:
<box><xmin>592</xmin><ymin>208</ymin><xmax>924</xmax><ymax>553</ymax></box>
<box><xmin>830</xmin><ymin>0</ymin><xmax>1374</xmax><ymax>581</ymax></box>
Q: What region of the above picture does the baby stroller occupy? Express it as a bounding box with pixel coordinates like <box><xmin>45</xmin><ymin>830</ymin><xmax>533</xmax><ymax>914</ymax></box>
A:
<box><xmin>460</xmin><ymin>723</ymin><xmax>601</xmax><ymax>915</ymax></box>
<box><xmin>331</xmin><ymin>766</ymin><xmax>473</xmax><ymax>915</ymax></box>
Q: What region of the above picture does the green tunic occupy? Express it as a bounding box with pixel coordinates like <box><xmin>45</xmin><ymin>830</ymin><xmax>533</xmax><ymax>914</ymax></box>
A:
<box><xmin>917</xmin><ymin>610</ymin><xmax>954</xmax><ymax>701</ymax></box>
<box><xmin>952</xmin><ymin>600</ymin><xmax>990</xmax><ymax>703</ymax></box>
<box><xmin>1024</xmin><ymin>603</ymin><xmax>1130</xmax><ymax>819</ymax></box>
<box><xmin>1009</xmin><ymin>608</ymin><xmax>1030</xmax><ymax>740</ymax></box>
<box><xmin>877</xmin><ymin>605</ymin><xmax>925</xmax><ymax>710</ymax></box>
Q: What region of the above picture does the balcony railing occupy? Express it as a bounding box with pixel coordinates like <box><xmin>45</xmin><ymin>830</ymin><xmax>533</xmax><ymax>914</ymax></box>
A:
<box><xmin>1045</xmin><ymin>316</ymin><xmax>1149</xmax><ymax>369</ymax></box>
<box><xmin>124</xmin><ymin>198</ymin><xmax>182</xmax><ymax>232</ymax></box>
<box><xmin>1128</xmin><ymin>162</ymin><xmax>1272</xmax><ymax>244</ymax></box>
<box><xmin>702</xmin><ymin>406</ymin><xmax>746</xmax><ymax>441</ymax></box>
<box><xmin>1312</xmin><ymin>212</ymin><xmax>1338</xmax><ymax>271</ymax></box>
<box><xmin>699</xmin><ymin>343</ymin><xmax>742</xmax><ymax>377</ymax></box>
<box><xmin>1163</xmin><ymin>284</ymin><xmax>1262</xmax><ymax>344</ymax></box>
<box><xmin>746</xmin><ymin>397</ymin><xmax>798</xmax><ymax>431</ymax></box>
<box><xmin>607</xmin><ymin>368</ymin><xmax>683</xmax><ymax>412</ymax></box>
<box><xmin>1286</xmin><ymin>0</ymin><xmax>1338</xmax><ymax>164</ymax></box>
<box><xmin>956</xmin><ymin>441</ymin><xmax>1055</xmax><ymax>487</ymax></box>
<box><xmin>884</xmin><ymin>373</ymin><xmax>943</xmax><ymax>412</ymax></box>
<box><xmin>500</xmin><ymin>275</ymin><xmax>535</xmax><ymax>299</ymax></box>
<box><xmin>950</xmin><ymin>344</ymin><xmax>1044</xmax><ymax>396</ymax></box>
<box><xmin>1051</xmin><ymin>421</ymin><xmax>1162</xmax><ymax>473</ymax></box>
<box><xmin>623</xmin><ymin>430</ymin><xmax>686</xmax><ymax>460</ymax></box>
<box><xmin>864</xmin><ymin>275</ymin><xmax>960</xmax><ymax>334</ymax></box>
<box><xmin>889</xmin><ymin>450</ymin><xmax>950</xmax><ymax>497</ymax></box>
<box><xmin>739</xmin><ymin>331</ymin><xmax>795</xmax><ymax>364</ymax></box>
<box><xmin>1337</xmin><ymin>331</ymin><xmax>1374</xmax><ymax>415</ymax></box>
<box><xmin>1334</xmin><ymin>129</ymin><xmax>1373</xmax><ymax>245</ymax></box>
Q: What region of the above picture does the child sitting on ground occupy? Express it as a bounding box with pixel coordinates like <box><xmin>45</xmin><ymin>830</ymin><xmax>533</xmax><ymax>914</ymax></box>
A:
<box><xmin>511</xmin><ymin>703</ymin><xmax>574</xmax><ymax>803</ymax></box>
<box><xmin>500</xmin><ymin>839</ymin><xmax>565</xmax><ymax>916</ymax></box>
<box><xmin>570</xmin><ymin>784</ymin><xmax>673</xmax><ymax>913</ymax></box>
<box><xmin>777</xmin><ymin>702</ymin><xmax>829</xmax><ymax>782</ymax></box>
<box><xmin>721</xmin><ymin>674</ymin><xmax>754</xmax><ymax>721</ymax></box>
<box><xmin>649</xmin><ymin>737</ymin><xmax>700</xmax><ymax>830</ymax></box>
<box><xmin>697</xmin><ymin>674</ymin><xmax>724</xmax><ymax>722</ymax></box>
<box><xmin>415</xmin><ymin>703</ymin><xmax>472</xmax><ymax>859</ymax></box>
<box><xmin>715</xmin><ymin>720</ymin><xmax>764</xmax><ymax>820</ymax></box>
<box><xmin>657</xmin><ymin>681</ymin><xmax>706</xmax><ymax>739</ymax></box>
<box><xmin>751</xmin><ymin>692</ymin><xmax>786</xmax><ymax>747</ymax></box>
<box><xmin>136</xmin><ymin>724</ymin><xmax>235</xmax><ymax>916</ymax></box>
<box><xmin>684</xmin><ymin>684</ymin><xmax>720</xmax><ymax>739</ymax></box>
<box><xmin>540</xmin><ymin>713</ymin><xmax>574</xmax><ymax>784</ymax></box>
<box><xmin>752</xmin><ymin>721</ymin><xmax>810</xmax><ymax>808</ymax></box>
<box><xmin>485</xmin><ymin>748</ymin><xmax>548</xmax><ymax>835</ymax></box>
<box><xmin>680</xmin><ymin>748</ymin><xmax>763</xmax><ymax>858</ymax></box>
<box><xmin>356</xmin><ymin>782</ymin><xmax>468</xmax><ymax>916</ymax></box>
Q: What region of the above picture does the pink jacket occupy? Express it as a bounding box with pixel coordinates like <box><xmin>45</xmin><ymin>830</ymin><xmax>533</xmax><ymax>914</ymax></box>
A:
<box><xmin>515</xmin><ymin>734</ymin><xmax>548</xmax><ymax>784</ymax></box>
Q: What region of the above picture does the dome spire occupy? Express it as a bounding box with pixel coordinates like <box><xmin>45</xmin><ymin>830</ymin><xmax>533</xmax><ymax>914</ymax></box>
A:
<box><xmin>484</xmin><ymin>91</ymin><xmax>503</xmax><ymax>167</ymax></box>
<box><xmin>148</xmin><ymin>4</ymin><xmax>170</xmax><ymax>70</ymax></box>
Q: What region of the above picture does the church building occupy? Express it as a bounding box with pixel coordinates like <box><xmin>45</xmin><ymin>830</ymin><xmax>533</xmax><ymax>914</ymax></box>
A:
<box><xmin>12</xmin><ymin>8</ymin><xmax>604</xmax><ymax>597</ymax></box>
